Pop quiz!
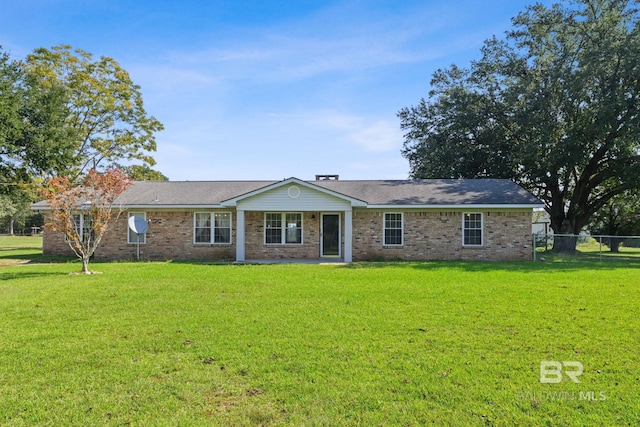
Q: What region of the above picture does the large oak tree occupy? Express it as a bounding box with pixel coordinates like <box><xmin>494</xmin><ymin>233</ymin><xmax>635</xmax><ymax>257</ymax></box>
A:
<box><xmin>399</xmin><ymin>0</ymin><xmax>640</xmax><ymax>251</ymax></box>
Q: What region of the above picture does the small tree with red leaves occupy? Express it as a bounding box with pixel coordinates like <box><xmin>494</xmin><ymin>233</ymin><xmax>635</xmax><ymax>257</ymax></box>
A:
<box><xmin>40</xmin><ymin>169</ymin><xmax>132</xmax><ymax>273</ymax></box>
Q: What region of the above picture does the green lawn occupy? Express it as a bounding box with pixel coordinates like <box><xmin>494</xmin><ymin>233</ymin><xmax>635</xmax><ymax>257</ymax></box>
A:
<box><xmin>1</xmin><ymin>240</ymin><xmax>639</xmax><ymax>425</ymax></box>
<box><xmin>0</xmin><ymin>235</ymin><xmax>47</xmax><ymax>267</ymax></box>
<box><xmin>536</xmin><ymin>237</ymin><xmax>640</xmax><ymax>262</ymax></box>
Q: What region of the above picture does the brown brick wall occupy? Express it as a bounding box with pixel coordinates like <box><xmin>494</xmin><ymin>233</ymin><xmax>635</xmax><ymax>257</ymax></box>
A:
<box><xmin>42</xmin><ymin>208</ymin><xmax>532</xmax><ymax>262</ymax></box>
<box><xmin>352</xmin><ymin>210</ymin><xmax>533</xmax><ymax>261</ymax></box>
<box><xmin>42</xmin><ymin>217</ymin><xmax>76</xmax><ymax>257</ymax></box>
<box><xmin>42</xmin><ymin>210</ymin><xmax>236</xmax><ymax>261</ymax></box>
<box><xmin>244</xmin><ymin>211</ymin><xmax>327</xmax><ymax>259</ymax></box>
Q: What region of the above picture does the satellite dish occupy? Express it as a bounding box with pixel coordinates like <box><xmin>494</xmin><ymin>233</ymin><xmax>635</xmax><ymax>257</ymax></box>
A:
<box><xmin>128</xmin><ymin>215</ymin><xmax>148</xmax><ymax>234</ymax></box>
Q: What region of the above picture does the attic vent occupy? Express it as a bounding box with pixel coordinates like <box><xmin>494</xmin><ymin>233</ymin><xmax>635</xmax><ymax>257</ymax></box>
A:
<box><xmin>315</xmin><ymin>174</ymin><xmax>339</xmax><ymax>181</ymax></box>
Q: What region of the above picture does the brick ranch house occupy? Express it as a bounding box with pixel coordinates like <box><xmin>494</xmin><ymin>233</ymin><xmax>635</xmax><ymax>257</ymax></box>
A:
<box><xmin>34</xmin><ymin>177</ymin><xmax>543</xmax><ymax>262</ymax></box>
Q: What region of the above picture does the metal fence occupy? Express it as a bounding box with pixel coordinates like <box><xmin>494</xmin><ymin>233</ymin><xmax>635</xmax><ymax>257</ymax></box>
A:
<box><xmin>533</xmin><ymin>232</ymin><xmax>640</xmax><ymax>261</ymax></box>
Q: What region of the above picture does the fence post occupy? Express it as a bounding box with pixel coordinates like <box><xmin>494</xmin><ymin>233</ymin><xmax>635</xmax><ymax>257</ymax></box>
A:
<box><xmin>599</xmin><ymin>236</ymin><xmax>602</xmax><ymax>262</ymax></box>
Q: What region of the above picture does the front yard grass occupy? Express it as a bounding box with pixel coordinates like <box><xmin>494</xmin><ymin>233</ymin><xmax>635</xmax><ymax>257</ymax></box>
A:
<box><xmin>0</xmin><ymin>235</ymin><xmax>68</xmax><ymax>267</ymax></box>
<box><xmin>0</xmin><ymin>256</ymin><xmax>639</xmax><ymax>425</ymax></box>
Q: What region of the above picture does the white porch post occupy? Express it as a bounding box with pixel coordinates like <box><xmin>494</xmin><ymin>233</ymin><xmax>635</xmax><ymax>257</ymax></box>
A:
<box><xmin>236</xmin><ymin>209</ymin><xmax>245</xmax><ymax>262</ymax></box>
<box><xmin>344</xmin><ymin>209</ymin><xmax>352</xmax><ymax>262</ymax></box>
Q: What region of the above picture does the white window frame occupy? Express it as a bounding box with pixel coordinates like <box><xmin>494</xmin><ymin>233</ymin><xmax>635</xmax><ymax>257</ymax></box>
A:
<box><xmin>462</xmin><ymin>212</ymin><xmax>484</xmax><ymax>247</ymax></box>
<box><xmin>71</xmin><ymin>213</ymin><xmax>83</xmax><ymax>242</ymax></box>
<box><xmin>68</xmin><ymin>213</ymin><xmax>92</xmax><ymax>243</ymax></box>
<box><xmin>213</xmin><ymin>212</ymin><xmax>232</xmax><ymax>244</ymax></box>
<box><xmin>264</xmin><ymin>212</ymin><xmax>303</xmax><ymax>245</ymax></box>
<box><xmin>193</xmin><ymin>212</ymin><xmax>232</xmax><ymax>245</ymax></box>
<box><xmin>383</xmin><ymin>212</ymin><xmax>404</xmax><ymax>246</ymax></box>
<box><xmin>128</xmin><ymin>212</ymin><xmax>146</xmax><ymax>244</ymax></box>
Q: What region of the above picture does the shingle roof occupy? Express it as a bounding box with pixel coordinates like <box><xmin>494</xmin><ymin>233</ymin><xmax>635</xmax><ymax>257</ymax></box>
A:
<box><xmin>32</xmin><ymin>178</ymin><xmax>542</xmax><ymax>209</ymax></box>
<box><xmin>314</xmin><ymin>179</ymin><xmax>541</xmax><ymax>206</ymax></box>
<box><xmin>117</xmin><ymin>181</ymin><xmax>277</xmax><ymax>206</ymax></box>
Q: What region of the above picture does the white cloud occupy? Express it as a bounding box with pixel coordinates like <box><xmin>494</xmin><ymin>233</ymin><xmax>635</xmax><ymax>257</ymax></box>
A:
<box><xmin>128</xmin><ymin>63</ymin><xmax>221</xmax><ymax>97</ymax></box>
<box><xmin>347</xmin><ymin>120</ymin><xmax>403</xmax><ymax>153</ymax></box>
<box><xmin>149</xmin><ymin>6</ymin><xmax>447</xmax><ymax>86</ymax></box>
<box><xmin>307</xmin><ymin>112</ymin><xmax>403</xmax><ymax>153</ymax></box>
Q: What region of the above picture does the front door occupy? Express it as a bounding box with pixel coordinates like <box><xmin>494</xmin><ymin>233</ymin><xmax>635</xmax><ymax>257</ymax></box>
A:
<box><xmin>321</xmin><ymin>214</ymin><xmax>341</xmax><ymax>257</ymax></box>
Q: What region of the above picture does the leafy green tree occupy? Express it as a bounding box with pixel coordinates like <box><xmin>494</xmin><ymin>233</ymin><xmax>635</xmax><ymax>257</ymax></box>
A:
<box><xmin>120</xmin><ymin>164</ymin><xmax>169</xmax><ymax>181</ymax></box>
<box><xmin>0</xmin><ymin>195</ymin><xmax>18</xmax><ymax>234</ymax></box>
<box><xmin>399</xmin><ymin>0</ymin><xmax>640</xmax><ymax>251</ymax></box>
<box><xmin>2</xmin><ymin>45</ymin><xmax>72</xmax><ymax>238</ymax></box>
<box><xmin>25</xmin><ymin>45</ymin><xmax>164</xmax><ymax>179</ymax></box>
<box><xmin>588</xmin><ymin>191</ymin><xmax>640</xmax><ymax>252</ymax></box>
<box><xmin>1</xmin><ymin>47</ymin><xmax>74</xmax><ymax>187</ymax></box>
<box><xmin>0</xmin><ymin>195</ymin><xmax>38</xmax><ymax>235</ymax></box>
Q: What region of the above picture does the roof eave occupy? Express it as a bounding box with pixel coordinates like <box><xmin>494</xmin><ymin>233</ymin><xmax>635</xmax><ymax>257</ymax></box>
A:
<box><xmin>365</xmin><ymin>204</ymin><xmax>544</xmax><ymax>209</ymax></box>
<box><xmin>33</xmin><ymin>203</ymin><xmax>543</xmax><ymax>210</ymax></box>
<box><xmin>31</xmin><ymin>204</ymin><xmax>227</xmax><ymax>211</ymax></box>
<box><xmin>125</xmin><ymin>204</ymin><xmax>227</xmax><ymax>209</ymax></box>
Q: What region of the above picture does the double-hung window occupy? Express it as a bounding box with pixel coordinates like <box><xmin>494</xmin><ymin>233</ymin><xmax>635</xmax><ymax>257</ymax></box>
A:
<box><xmin>194</xmin><ymin>212</ymin><xmax>232</xmax><ymax>244</ymax></box>
<box><xmin>265</xmin><ymin>213</ymin><xmax>282</xmax><ymax>244</ymax></box>
<box><xmin>71</xmin><ymin>213</ymin><xmax>93</xmax><ymax>243</ymax></box>
<box><xmin>214</xmin><ymin>213</ymin><xmax>232</xmax><ymax>243</ymax></box>
<box><xmin>128</xmin><ymin>212</ymin><xmax>146</xmax><ymax>244</ymax></box>
<box><xmin>384</xmin><ymin>213</ymin><xmax>403</xmax><ymax>246</ymax></box>
<box><xmin>265</xmin><ymin>213</ymin><xmax>302</xmax><ymax>244</ymax></box>
<box><xmin>463</xmin><ymin>213</ymin><xmax>483</xmax><ymax>246</ymax></box>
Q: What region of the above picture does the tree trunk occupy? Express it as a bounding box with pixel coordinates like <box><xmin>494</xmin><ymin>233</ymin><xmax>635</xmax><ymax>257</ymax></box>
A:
<box><xmin>610</xmin><ymin>237</ymin><xmax>621</xmax><ymax>253</ymax></box>
<box><xmin>551</xmin><ymin>219</ymin><xmax>578</xmax><ymax>253</ymax></box>
<box><xmin>81</xmin><ymin>257</ymin><xmax>90</xmax><ymax>274</ymax></box>
<box><xmin>552</xmin><ymin>234</ymin><xmax>578</xmax><ymax>252</ymax></box>
<box><xmin>9</xmin><ymin>218</ymin><xmax>14</xmax><ymax>236</ymax></box>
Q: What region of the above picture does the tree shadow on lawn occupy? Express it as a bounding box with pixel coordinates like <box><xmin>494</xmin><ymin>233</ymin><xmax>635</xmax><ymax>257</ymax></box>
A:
<box><xmin>133</xmin><ymin>255</ymin><xmax>640</xmax><ymax>272</ymax></box>
<box><xmin>4</xmin><ymin>251</ymin><xmax>637</xmax><ymax>275</ymax></box>
<box><xmin>0</xmin><ymin>253</ymin><xmax>75</xmax><ymax>264</ymax></box>
<box><xmin>346</xmin><ymin>254</ymin><xmax>640</xmax><ymax>273</ymax></box>
<box><xmin>0</xmin><ymin>251</ymin><xmax>78</xmax><ymax>274</ymax></box>
<box><xmin>0</xmin><ymin>270</ymin><xmax>71</xmax><ymax>281</ymax></box>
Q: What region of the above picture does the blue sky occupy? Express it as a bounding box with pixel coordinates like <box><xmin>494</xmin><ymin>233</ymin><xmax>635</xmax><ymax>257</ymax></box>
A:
<box><xmin>1</xmin><ymin>0</ymin><xmax>553</xmax><ymax>181</ymax></box>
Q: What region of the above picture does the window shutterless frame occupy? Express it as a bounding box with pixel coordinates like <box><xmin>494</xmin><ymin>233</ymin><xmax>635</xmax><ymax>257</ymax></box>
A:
<box><xmin>462</xmin><ymin>212</ymin><xmax>483</xmax><ymax>247</ymax></box>
<box><xmin>383</xmin><ymin>212</ymin><xmax>403</xmax><ymax>246</ymax></box>
<box><xmin>213</xmin><ymin>212</ymin><xmax>232</xmax><ymax>244</ymax></box>
<box><xmin>264</xmin><ymin>212</ymin><xmax>303</xmax><ymax>244</ymax></box>
<box><xmin>193</xmin><ymin>212</ymin><xmax>232</xmax><ymax>244</ymax></box>
<box><xmin>68</xmin><ymin>213</ymin><xmax>92</xmax><ymax>243</ymax></box>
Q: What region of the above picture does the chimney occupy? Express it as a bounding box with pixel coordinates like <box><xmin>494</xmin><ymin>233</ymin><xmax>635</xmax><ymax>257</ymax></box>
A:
<box><xmin>315</xmin><ymin>174</ymin><xmax>339</xmax><ymax>181</ymax></box>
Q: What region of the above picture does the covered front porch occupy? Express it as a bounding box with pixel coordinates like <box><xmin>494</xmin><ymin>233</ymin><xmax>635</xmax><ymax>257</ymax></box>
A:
<box><xmin>219</xmin><ymin>178</ymin><xmax>365</xmax><ymax>263</ymax></box>
<box><xmin>234</xmin><ymin>210</ymin><xmax>353</xmax><ymax>262</ymax></box>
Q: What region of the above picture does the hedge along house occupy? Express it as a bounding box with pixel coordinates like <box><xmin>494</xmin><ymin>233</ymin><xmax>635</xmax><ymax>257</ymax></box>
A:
<box><xmin>34</xmin><ymin>177</ymin><xmax>543</xmax><ymax>262</ymax></box>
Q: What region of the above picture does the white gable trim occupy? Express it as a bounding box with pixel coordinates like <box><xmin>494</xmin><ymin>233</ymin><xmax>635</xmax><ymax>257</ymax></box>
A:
<box><xmin>220</xmin><ymin>177</ymin><xmax>367</xmax><ymax>208</ymax></box>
